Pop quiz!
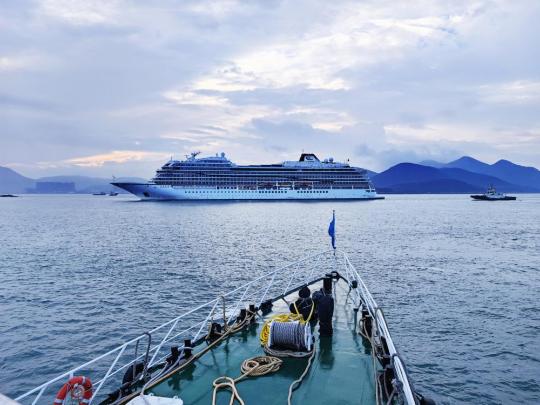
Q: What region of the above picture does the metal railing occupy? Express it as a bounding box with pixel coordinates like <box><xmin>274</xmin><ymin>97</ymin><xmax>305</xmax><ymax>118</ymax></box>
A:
<box><xmin>341</xmin><ymin>251</ymin><xmax>417</xmax><ymax>405</ymax></box>
<box><xmin>15</xmin><ymin>249</ymin><xmax>417</xmax><ymax>405</ymax></box>
<box><xmin>15</xmin><ymin>250</ymin><xmax>331</xmax><ymax>404</ymax></box>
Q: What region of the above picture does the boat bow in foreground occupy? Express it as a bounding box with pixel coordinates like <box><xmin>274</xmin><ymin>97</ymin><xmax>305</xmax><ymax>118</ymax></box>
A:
<box><xmin>13</xmin><ymin>251</ymin><xmax>432</xmax><ymax>405</ymax></box>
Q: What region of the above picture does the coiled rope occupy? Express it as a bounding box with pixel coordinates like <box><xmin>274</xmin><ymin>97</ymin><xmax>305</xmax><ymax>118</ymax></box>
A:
<box><xmin>212</xmin><ymin>348</ymin><xmax>316</xmax><ymax>405</ymax></box>
<box><xmin>259</xmin><ymin>313</ymin><xmax>304</xmax><ymax>346</ymax></box>
<box><xmin>212</xmin><ymin>356</ymin><xmax>283</xmax><ymax>405</ymax></box>
<box><xmin>269</xmin><ymin>321</ymin><xmax>310</xmax><ymax>351</ymax></box>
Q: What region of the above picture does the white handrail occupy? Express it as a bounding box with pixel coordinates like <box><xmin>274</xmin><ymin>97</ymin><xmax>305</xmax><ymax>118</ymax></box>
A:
<box><xmin>342</xmin><ymin>251</ymin><xmax>417</xmax><ymax>405</ymax></box>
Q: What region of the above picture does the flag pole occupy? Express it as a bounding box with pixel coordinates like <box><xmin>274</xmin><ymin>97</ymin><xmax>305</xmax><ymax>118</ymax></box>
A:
<box><xmin>333</xmin><ymin>209</ymin><xmax>336</xmax><ymax>256</ymax></box>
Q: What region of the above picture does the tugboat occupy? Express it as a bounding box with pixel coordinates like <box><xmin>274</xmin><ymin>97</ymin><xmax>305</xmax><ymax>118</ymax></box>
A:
<box><xmin>10</xmin><ymin>214</ymin><xmax>434</xmax><ymax>405</ymax></box>
<box><xmin>92</xmin><ymin>192</ymin><xmax>107</xmax><ymax>196</ymax></box>
<box><xmin>470</xmin><ymin>185</ymin><xmax>516</xmax><ymax>201</ymax></box>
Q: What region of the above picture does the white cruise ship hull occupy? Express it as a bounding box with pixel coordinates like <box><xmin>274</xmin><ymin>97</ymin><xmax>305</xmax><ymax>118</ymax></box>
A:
<box><xmin>112</xmin><ymin>183</ymin><xmax>384</xmax><ymax>200</ymax></box>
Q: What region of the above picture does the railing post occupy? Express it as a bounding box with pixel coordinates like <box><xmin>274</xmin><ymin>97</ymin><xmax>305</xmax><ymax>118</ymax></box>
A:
<box><xmin>231</xmin><ymin>284</ymin><xmax>251</xmax><ymax>321</ymax></box>
<box><xmin>90</xmin><ymin>344</ymin><xmax>127</xmax><ymax>403</ymax></box>
<box><xmin>258</xmin><ymin>272</ymin><xmax>277</xmax><ymax>307</ymax></box>
<box><xmin>30</xmin><ymin>386</ymin><xmax>46</xmax><ymax>405</ymax></box>
<box><xmin>306</xmin><ymin>252</ymin><xmax>322</xmax><ymax>282</ymax></box>
<box><xmin>147</xmin><ymin>318</ymin><xmax>180</xmax><ymax>368</ymax></box>
<box><xmin>283</xmin><ymin>262</ymin><xmax>300</xmax><ymax>296</ymax></box>
<box><xmin>193</xmin><ymin>300</ymin><xmax>218</xmax><ymax>342</ymax></box>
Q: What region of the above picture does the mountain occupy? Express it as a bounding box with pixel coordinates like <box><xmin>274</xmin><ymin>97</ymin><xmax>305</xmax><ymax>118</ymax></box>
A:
<box><xmin>0</xmin><ymin>166</ymin><xmax>146</xmax><ymax>194</ymax></box>
<box><xmin>373</xmin><ymin>163</ymin><xmax>445</xmax><ymax>188</ymax></box>
<box><xmin>365</xmin><ymin>169</ymin><xmax>378</xmax><ymax>179</ymax></box>
<box><xmin>0</xmin><ymin>166</ymin><xmax>35</xmax><ymax>193</ymax></box>
<box><xmin>37</xmin><ymin>175</ymin><xmax>113</xmax><ymax>191</ymax></box>
<box><xmin>372</xmin><ymin>163</ymin><xmax>538</xmax><ymax>193</ymax></box>
<box><xmin>418</xmin><ymin>159</ymin><xmax>446</xmax><ymax>168</ymax></box>
<box><xmin>422</xmin><ymin>156</ymin><xmax>540</xmax><ymax>189</ymax></box>
<box><xmin>36</xmin><ymin>176</ymin><xmax>146</xmax><ymax>193</ymax></box>
<box><xmin>488</xmin><ymin>159</ymin><xmax>540</xmax><ymax>188</ymax></box>
<box><xmin>445</xmin><ymin>156</ymin><xmax>492</xmax><ymax>174</ymax></box>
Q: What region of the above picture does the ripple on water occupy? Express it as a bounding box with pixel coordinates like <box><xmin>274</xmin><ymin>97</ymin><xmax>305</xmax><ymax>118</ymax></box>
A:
<box><xmin>0</xmin><ymin>194</ymin><xmax>539</xmax><ymax>404</ymax></box>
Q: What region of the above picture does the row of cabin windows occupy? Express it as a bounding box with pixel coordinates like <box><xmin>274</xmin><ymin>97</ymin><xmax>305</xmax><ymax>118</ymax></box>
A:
<box><xmin>157</xmin><ymin>182</ymin><xmax>367</xmax><ymax>186</ymax></box>
<box><xmin>155</xmin><ymin>178</ymin><xmax>367</xmax><ymax>183</ymax></box>
<box><xmin>183</xmin><ymin>190</ymin><xmax>331</xmax><ymax>194</ymax></box>
<box><xmin>185</xmin><ymin>190</ymin><xmax>289</xmax><ymax>194</ymax></box>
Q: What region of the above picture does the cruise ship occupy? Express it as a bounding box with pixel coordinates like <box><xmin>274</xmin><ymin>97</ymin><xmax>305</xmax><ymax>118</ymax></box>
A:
<box><xmin>112</xmin><ymin>152</ymin><xmax>383</xmax><ymax>200</ymax></box>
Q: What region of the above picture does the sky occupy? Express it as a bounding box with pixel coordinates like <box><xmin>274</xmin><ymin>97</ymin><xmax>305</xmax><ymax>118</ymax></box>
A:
<box><xmin>1</xmin><ymin>0</ymin><xmax>539</xmax><ymax>178</ymax></box>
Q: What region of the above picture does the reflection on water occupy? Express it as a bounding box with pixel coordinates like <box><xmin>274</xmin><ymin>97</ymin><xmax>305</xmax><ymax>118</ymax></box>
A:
<box><xmin>318</xmin><ymin>337</ymin><xmax>335</xmax><ymax>369</ymax></box>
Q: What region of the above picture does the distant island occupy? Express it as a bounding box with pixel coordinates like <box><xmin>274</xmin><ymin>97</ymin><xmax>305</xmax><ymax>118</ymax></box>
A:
<box><xmin>0</xmin><ymin>167</ymin><xmax>145</xmax><ymax>194</ymax></box>
<box><xmin>371</xmin><ymin>156</ymin><xmax>540</xmax><ymax>193</ymax></box>
<box><xmin>0</xmin><ymin>156</ymin><xmax>539</xmax><ymax>194</ymax></box>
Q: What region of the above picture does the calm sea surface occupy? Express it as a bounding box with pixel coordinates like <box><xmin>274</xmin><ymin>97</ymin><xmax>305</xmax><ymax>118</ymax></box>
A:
<box><xmin>0</xmin><ymin>194</ymin><xmax>539</xmax><ymax>404</ymax></box>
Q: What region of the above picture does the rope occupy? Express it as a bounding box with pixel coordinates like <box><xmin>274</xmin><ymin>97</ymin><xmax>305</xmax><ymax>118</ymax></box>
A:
<box><xmin>269</xmin><ymin>321</ymin><xmax>309</xmax><ymax>351</ymax></box>
<box><xmin>137</xmin><ymin>311</ymin><xmax>257</xmax><ymax>400</ymax></box>
<box><xmin>287</xmin><ymin>345</ymin><xmax>316</xmax><ymax>405</ymax></box>
<box><xmin>292</xmin><ymin>299</ymin><xmax>315</xmax><ymax>322</ymax></box>
<box><xmin>259</xmin><ymin>313</ymin><xmax>304</xmax><ymax>346</ymax></box>
<box><xmin>212</xmin><ymin>356</ymin><xmax>283</xmax><ymax>405</ymax></box>
<box><xmin>262</xmin><ymin>346</ymin><xmax>312</xmax><ymax>358</ymax></box>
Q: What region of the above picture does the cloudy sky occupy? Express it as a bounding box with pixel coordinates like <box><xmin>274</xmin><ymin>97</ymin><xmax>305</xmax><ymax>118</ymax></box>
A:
<box><xmin>1</xmin><ymin>0</ymin><xmax>539</xmax><ymax>178</ymax></box>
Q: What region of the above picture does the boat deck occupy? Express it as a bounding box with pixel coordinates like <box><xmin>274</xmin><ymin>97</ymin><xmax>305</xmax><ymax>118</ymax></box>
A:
<box><xmin>148</xmin><ymin>280</ymin><xmax>376</xmax><ymax>404</ymax></box>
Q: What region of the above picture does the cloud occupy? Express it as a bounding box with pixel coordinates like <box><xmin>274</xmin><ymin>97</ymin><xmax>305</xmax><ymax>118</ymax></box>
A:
<box><xmin>477</xmin><ymin>80</ymin><xmax>540</xmax><ymax>104</ymax></box>
<box><xmin>38</xmin><ymin>0</ymin><xmax>122</xmax><ymax>26</ymax></box>
<box><xmin>1</xmin><ymin>0</ymin><xmax>540</xmax><ymax>177</ymax></box>
<box><xmin>64</xmin><ymin>150</ymin><xmax>169</xmax><ymax>167</ymax></box>
<box><xmin>162</xmin><ymin>90</ymin><xmax>229</xmax><ymax>107</ymax></box>
<box><xmin>0</xmin><ymin>52</ymin><xmax>54</xmax><ymax>72</ymax></box>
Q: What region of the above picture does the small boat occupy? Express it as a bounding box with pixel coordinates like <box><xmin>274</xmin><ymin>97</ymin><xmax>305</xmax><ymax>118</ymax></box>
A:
<box><xmin>471</xmin><ymin>185</ymin><xmax>516</xmax><ymax>201</ymax></box>
<box><xmin>12</xmin><ymin>215</ymin><xmax>434</xmax><ymax>405</ymax></box>
<box><xmin>93</xmin><ymin>192</ymin><xmax>107</xmax><ymax>196</ymax></box>
<box><xmin>109</xmin><ymin>191</ymin><xmax>119</xmax><ymax>196</ymax></box>
<box><xmin>0</xmin><ymin>194</ymin><xmax>18</xmax><ymax>197</ymax></box>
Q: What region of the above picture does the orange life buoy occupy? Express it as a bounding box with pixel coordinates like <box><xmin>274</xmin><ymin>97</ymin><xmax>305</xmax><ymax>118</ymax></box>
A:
<box><xmin>53</xmin><ymin>376</ymin><xmax>93</xmax><ymax>405</ymax></box>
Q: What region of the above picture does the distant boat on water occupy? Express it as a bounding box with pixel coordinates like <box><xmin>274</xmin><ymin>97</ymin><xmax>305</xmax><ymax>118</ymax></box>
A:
<box><xmin>108</xmin><ymin>191</ymin><xmax>119</xmax><ymax>196</ymax></box>
<box><xmin>92</xmin><ymin>192</ymin><xmax>107</xmax><ymax>196</ymax></box>
<box><xmin>471</xmin><ymin>185</ymin><xmax>516</xmax><ymax>201</ymax></box>
<box><xmin>0</xmin><ymin>194</ymin><xmax>18</xmax><ymax>197</ymax></box>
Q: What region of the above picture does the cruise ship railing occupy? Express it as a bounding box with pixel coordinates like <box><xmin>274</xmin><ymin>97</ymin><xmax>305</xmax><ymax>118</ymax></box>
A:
<box><xmin>15</xmin><ymin>250</ymin><xmax>416</xmax><ymax>405</ymax></box>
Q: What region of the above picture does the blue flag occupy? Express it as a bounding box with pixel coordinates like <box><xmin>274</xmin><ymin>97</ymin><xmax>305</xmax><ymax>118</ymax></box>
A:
<box><xmin>328</xmin><ymin>210</ymin><xmax>336</xmax><ymax>249</ymax></box>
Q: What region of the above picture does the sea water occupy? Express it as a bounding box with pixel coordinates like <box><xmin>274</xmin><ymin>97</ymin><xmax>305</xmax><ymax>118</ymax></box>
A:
<box><xmin>0</xmin><ymin>194</ymin><xmax>539</xmax><ymax>404</ymax></box>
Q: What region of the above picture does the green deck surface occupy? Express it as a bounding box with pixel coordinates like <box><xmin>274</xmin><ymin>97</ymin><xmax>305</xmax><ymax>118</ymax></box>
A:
<box><xmin>149</xmin><ymin>281</ymin><xmax>376</xmax><ymax>404</ymax></box>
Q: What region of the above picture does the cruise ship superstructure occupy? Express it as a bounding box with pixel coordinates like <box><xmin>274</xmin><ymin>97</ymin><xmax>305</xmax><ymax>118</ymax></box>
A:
<box><xmin>112</xmin><ymin>152</ymin><xmax>383</xmax><ymax>200</ymax></box>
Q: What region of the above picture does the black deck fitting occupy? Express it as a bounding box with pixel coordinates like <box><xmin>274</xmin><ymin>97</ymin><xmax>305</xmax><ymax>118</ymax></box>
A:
<box><xmin>183</xmin><ymin>339</ymin><xmax>192</xmax><ymax>358</ymax></box>
<box><xmin>237</xmin><ymin>308</ymin><xmax>247</xmax><ymax>322</ymax></box>
<box><xmin>323</xmin><ymin>276</ymin><xmax>333</xmax><ymax>292</ymax></box>
<box><xmin>260</xmin><ymin>299</ymin><xmax>273</xmax><ymax>314</ymax></box>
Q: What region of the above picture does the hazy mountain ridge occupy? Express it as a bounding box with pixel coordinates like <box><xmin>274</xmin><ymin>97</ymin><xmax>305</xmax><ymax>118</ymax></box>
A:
<box><xmin>421</xmin><ymin>156</ymin><xmax>540</xmax><ymax>189</ymax></box>
<box><xmin>0</xmin><ymin>167</ymin><xmax>35</xmax><ymax>194</ymax></box>
<box><xmin>0</xmin><ymin>167</ymin><xmax>146</xmax><ymax>194</ymax></box>
<box><xmin>1</xmin><ymin>155</ymin><xmax>539</xmax><ymax>194</ymax></box>
<box><xmin>372</xmin><ymin>157</ymin><xmax>540</xmax><ymax>193</ymax></box>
